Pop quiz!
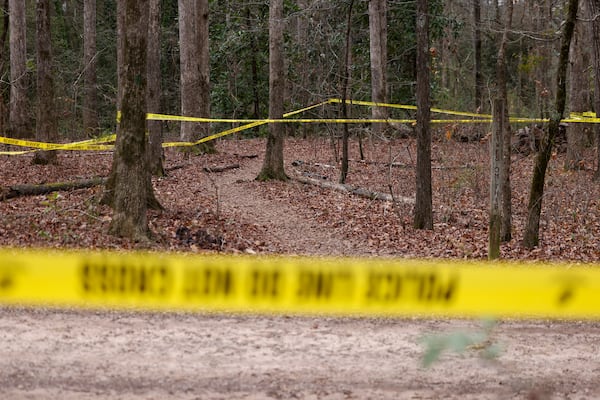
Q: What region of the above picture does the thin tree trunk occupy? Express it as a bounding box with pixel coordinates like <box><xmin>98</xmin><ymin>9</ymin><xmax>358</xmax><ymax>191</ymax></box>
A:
<box><xmin>197</xmin><ymin>0</ymin><xmax>214</xmax><ymax>153</ymax></box>
<box><xmin>369</xmin><ymin>0</ymin><xmax>387</xmax><ymax>136</ymax></box>
<box><xmin>178</xmin><ymin>0</ymin><xmax>199</xmax><ymax>144</ymax></box>
<box><xmin>339</xmin><ymin>0</ymin><xmax>353</xmax><ymax>184</ymax></box>
<box><xmin>589</xmin><ymin>0</ymin><xmax>600</xmax><ymax>180</ymax></box>
<box><xmin>566</xmin><ymin>0</ymin><xmax>590</xmax><ymax>170</ymax></box>
<box><xmin>83</xmin><ymin>0</ymin><xmax>98</xmax><ymax>137</ymax></box>
<box><xmin>257</xmin><ymin>0</ymin><xmax>287</xmax><ymax>181</ymax></box>
<box><xmin>497</xmin><ymin>0</ymin><xmax>513</xmax><ymax>243</ymax></box>
<box><xmin>147</xmin><ymin>0</ymin><xmax>164</xmax><ymax>176</ymax></box>
<box><xmin>523</xmin><ymin>0</ymin><xmax>578</xmax><ymax>249</ymax></box>
<box><xmin>489</xmin><ymin>99</ymin><xmax>504</xmax><ymax>259</ymax></box>
<box><xmin>9</xmin><ymin>0</ymin><xmax>28</xmax><ymax>138</ymax></box>
<box><xmin>109</xmin><ymin>0</ymin><xmax>160</xmax><ymax>241</ymax></box>
<box><xmin>1</xmin><ymin>0</ymin><xmax>10</xmax><ymax>137</ymax></box>
<box><xmin>413</xmin><ymin>0</ymin><xmax>433</xmax><ymax>230</ymax></box>
<box><xmin>245</xmin><ymin>7</ymin><xmax>261</xmax><ymax>135</ymax></box>
<box><xmin>32</xmin><ymin>0</ymin><xmax>57</xmax><ymax>165</ymax></box>
<box><xmin>473</xmin><ymin>0</ymin><xmax>483</xmax><ymax>111</ymax></box>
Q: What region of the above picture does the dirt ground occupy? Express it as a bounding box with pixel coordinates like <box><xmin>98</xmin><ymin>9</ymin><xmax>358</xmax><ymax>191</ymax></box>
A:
<box><xmin>2</xmin><ymin>137</ymin><xmax>600</xmax><ymax>399</ymax></box>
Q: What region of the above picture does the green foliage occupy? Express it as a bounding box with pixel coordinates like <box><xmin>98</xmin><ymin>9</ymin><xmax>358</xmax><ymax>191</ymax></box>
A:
<box><xmin>421</xmin><ymin>319</ymin><xmax>501</xmax><ymax>368</ymax></box>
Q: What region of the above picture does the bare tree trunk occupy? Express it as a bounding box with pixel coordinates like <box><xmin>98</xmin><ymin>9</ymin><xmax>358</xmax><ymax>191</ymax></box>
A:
<box><xmin>109</xmin><ymin>0</ymin><xmax>160</xmax><ymax>241</ymax></box>
<box><xmin>9</xmin><ymin>0</ymin><xmax>28</xmax><ymax>138</ymax></box>
<box><xmin>83</xmin><ymin>0</ymin><xmax>98</xmax><ymax>137</ymax></box>
<box><xmin>413</xmin><ymin>0</ymin><xmax>433</xmax><ymax>230</ymax></box>
<box><xmin>147</xmin><ymin>0</ymin><xmax>164</xmax><ymax>176</ymax></box>
<box><xmin>1</xmin><ymin>0</ymin><xmax>10</xmax><ymax>137</ymax></box>
<box><xmin>178</xmin><ymin>0</ymin><xmax>199</xmax><ymax>144</ymax></box>
<box><xmin>566</xmin><ymin>0</ymin><xmax>590</xmax><ymax>170</ymax></box>
<box><xmin>257</xmin><ymin>0</ymin><xmax>287</xmax><ymax>181</ymax></box>
<box><xmin>523</xmin><ymin>0</ymin><xmax>578</xmax><ymax>249</ymax></box>
<box><xmin>32</xmin><ymin>0</ymin><xmax>57</xmax><ymax>165</ymax></box>
<box><xmin>498</xmin><ymin>0</ymin><xmax>513</xmax><ymax>243</ymax></box>
<box><xmin>473</xmin><ymin>0</ymin><xmax>483</xmax><ymax>111</ymax></box>
<box><xmin>489</xmin><ymin>99</ymin><xmax>504</xmax><ymax>259</ymax></box>
<box><xmin>339</xmin><ymin>0</ymin><xmax>354</xmax><ymax>184</ymax></box>
<box><xmin>197</xmin><ymin>0</ymin><xmax>214</xmax><ymax>153</ymax></box>
<box><xmin>369</xmin><ymin>0</ymin><xmax>387</xmax><ymax>135</ymax></box>
<box><xmin>589</xmin><ymin>0</ymin><xmax>600</xmax><ymax>180</ymax></box>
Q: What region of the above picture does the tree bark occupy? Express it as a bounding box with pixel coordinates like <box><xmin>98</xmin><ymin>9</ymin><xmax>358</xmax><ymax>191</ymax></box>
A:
<box><xmin>197</xmin><ymin>0</ymin><xmax>213</xmax><ymax>153</ymax></box>
<box><xmin>32</xmin><ymin>0</ymin><xmax>58</xmax><ymax>165</ymax></box>
<box><xmin>107</xmin><ymin>0</ymin><xmax>161</xmax><ymax>241</ymax></box>
<box><xmin>0</xmin><ymin>0</ymin><xmax>8</xmax><ymax>135</ymax></box>
<box><xmin>489</xmin><ymin>99</ymin><xmax>504</xmax><ymax>260</ymax></box>
<box><xmin>589</xmin><ymin>0</ymin><xmax>600</xmax><ymax>180</ymax></box>
<box><xmin>413</xmin><ymin>0</ymin><xmax>433</xmax><ymax>230</ymax></box>
<box><xmin>339</xmin><ymin>0</ymin><xmax>353</xmax><ymax>184</ymax></box>
<box><xmin>9</xmin><ymin>0</ymin><xmax>28</xmax><ymax>139</ymax></box>
<box><xmin>147</xmin><ymin>0</ymin><xmax>164</xmax><ymax>176</ymax></box>
<box><xmin>369</xmin><ymin>0</ymin><xmax>388</xmax><ymax>135</ymax></box>
<box><xmin>497</xmin><ymin>0</ymin><xmax>513</xmax><ymax>243</ymax></box>
<box><xmin>83</xmin><ymin>0</ymin><xmax>98</xmax><ymax>137</ymax></box>
<box><xmin>523</xmin><ymin>0</ymin><xmax>578</xmax><ymax>249</ymax></box>
<box><xmin>566</xmin><ymin>0</ymin><xmax>590</xmax><ymax>170</ymax></box>
<box><xmin>473</xmin><ymin>0</ymin><xmax>483</xmax><ymax>112</ymax></box>
<box><xmin>257</xmin><ymin>0</ymin><xmax>287</xmax><ymax>181</ymax></box>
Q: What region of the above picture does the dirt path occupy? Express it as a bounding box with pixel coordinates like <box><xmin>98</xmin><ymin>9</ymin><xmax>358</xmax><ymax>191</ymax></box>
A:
<box><xmin>214</xmin><ymin>156</ymin><xmax>359</xmax><ymax>256</ymax></box>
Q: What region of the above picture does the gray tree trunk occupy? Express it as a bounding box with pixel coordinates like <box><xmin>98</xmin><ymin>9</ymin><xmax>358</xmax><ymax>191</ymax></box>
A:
<box><xmin>196</xmin><ymin>0</ymin><xmax>213</xmax><ymax>153</ymax></box>
<box><xmin>473</xmin><ymin>0</ymin><xmax>483</xmax><ymax>111</ymax></box>
<box><xmin>83</xmin><ymin>0</ymin><xmax>98</xmax><ymax>137</ymax></box>
<box><xmin>339</xmin><ymin>0</ymin><xmax>353</xmax><ymax>184</ymax></box>
<box><xmin>369</xmin><ymin>0</ymin><xmax>388</xmax><ymax>135</ymax></box>
<box><xmin>32</xmin><ymin>0</ymin><xmax>57</xmax><ymax>165</ymax></box>
<box><xmin>523</xmin><ymin>0</ymin><xmax>578</xmax><ymax>249</ymax></box>
<box><xmin>589</xmin><ymin>0</ymin><xmax>600</xmax><ymax>180</ymax></box>
<box><xmin>147</xmin><ymin>0</ymin><xmax>164</xmax><ymax>176</ymax></box>
<box><xmin>413</xmin><ymin>0</ymin><xmax>433</xmax><ymax>230</ymax></box>
<box><xmin>9</xmin><ymin>0</ymin><xmax>28</xmax><ymax>138</ymax></box>
<box><xmin>257</xmin><ymin>0</ymin><xmax>287</xmax><ymax>181</ymax></box>
<box><xmin>566</xmin><ymin>0</ymin><xmax>590</xmax><ymax>170</ymax></box>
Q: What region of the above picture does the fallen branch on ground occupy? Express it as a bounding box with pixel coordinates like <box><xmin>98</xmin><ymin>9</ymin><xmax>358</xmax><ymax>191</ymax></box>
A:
<box><xmin>294</xmin><ymin>174</ymin><xmax>414</xmax><ymax>204</ymax></box>
<box><xmin>0</xmin><ymin>178</ymin><xmax>107</xmax><ymax>201</ymax></box>
<box><xmin>203</xmin><ymin>164</ymin><xmax>240</xmax><ymax>173</ymax></box>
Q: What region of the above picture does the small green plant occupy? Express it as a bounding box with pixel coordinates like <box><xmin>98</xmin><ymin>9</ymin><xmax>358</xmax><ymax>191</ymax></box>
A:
<box><xmin>420</xmin><ymin>318</ymin><xmax>501</xmax><ymax>367</ymax></box>
<box><xmin>40</xmin><ymin>192</ymin><xmax>62</xmax><ymax>209</ymax></box>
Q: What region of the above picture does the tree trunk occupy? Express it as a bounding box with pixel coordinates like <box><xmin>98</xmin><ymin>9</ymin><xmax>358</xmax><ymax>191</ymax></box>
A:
<box><xmin>196</xmin><ymin>0</ymin><xmax>214</xmax><ymax>153</ymax></box>
<box><xmin>523</xmin><ymin>0</ymin><xmax>578</xmax><ymax>249</ymax></box>
<box><xmin>413</xmin><ymin>0</ymin><xmax>433</xmax><ymax>230</ymax></box>
<box><xmin>32</xmin><ymin>0</ymin><xmax>57</xmax><ymax>165</ymax></box>
<box><xmin>497</xmin><ymin>0</ymin><xmax>513</xmax><ymax>243</ymax></box>
<box><xmin>339</xmin><ymin>0</ymin><xmax>353</xmax><ymax>184</ymax></box>
<box><xmin>473</xmin><ymin>0</ymin><xmax>483</xmax><ymax>112</ymax></box>
<box><xmin>0</xmin><ymin>0</ymin><xmax>8</xmax><ymax>136</ymax></box>
<box><xmin>107</xmin><ymin>0</ymin><xmax>161</xmax><ymax>241</ymax></box>
<box><xmin>369</xmin><ymin>0</ymin><xmax>388</xmax><ymax>135</ymax></box>
<box><xmin>9</xmin><ymin>0</ymin><xmax>28</xmax><ymax>139</ymax></box>
<box><xmin>589</xmin><ymin>0</ymin><xmax>600</xmax><ymax>180</ymax></box>
<box><xmin>257</xmin><ymin>0</ymin><xmax>287</xmax><ymax>181</ymax></box>
<box><xmin>83</xmin><ymin>0</ymin><xmax>98</xmax><ymax>137</ymax></box>
<box><xmin>147</xmin><ymin>0</ymin><xmax>164</xmax><ymax>176</ymax></box>
<box><xmin>566</xmin><ymin>0</ymin><xmax>590</xmax><ymax>171</ymax></box>
<box><xmin>489</xmin><ymin>99</ymin><xmax>504</xmax><ymax>260</ymax></box>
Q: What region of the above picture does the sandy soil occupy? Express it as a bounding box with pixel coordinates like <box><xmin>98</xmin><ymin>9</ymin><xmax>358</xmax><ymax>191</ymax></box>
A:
<box><xmin>2</xmin><ymin>139</ymin><xmax>600</xmax><ymax>399</ymax></box>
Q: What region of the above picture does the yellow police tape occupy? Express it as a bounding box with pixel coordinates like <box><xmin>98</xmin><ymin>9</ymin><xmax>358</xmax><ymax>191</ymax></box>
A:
<box><xmin>2</xmin><ymin>99</ymin><xmax>600</xmax><ymax>155</ymax></box>
<box><xmin>1</xmin><ymin>249</ymin><xmax>600</xmax><ymax>319</ymax></box>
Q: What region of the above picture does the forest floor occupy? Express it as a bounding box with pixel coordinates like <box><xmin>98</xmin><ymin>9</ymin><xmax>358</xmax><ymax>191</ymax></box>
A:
<box><xmin>1</xmin><ymin>135</ymin><xmax>600</xmax><ymax>399</ymax></box>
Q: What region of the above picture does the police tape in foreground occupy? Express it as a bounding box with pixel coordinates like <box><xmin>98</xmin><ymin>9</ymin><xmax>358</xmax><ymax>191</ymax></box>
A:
<box><xmin>1</xmin><ymin>249</ymin><xmax>600</xmax><ymax>319</ymax></box>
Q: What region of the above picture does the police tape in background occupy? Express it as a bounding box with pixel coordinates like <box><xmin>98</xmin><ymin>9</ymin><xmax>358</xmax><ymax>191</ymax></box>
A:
<box><xmin>1</xmin><ymin>249</ymin><xmax>600</xmax><ymax>319</ymax></box>
<box><xmin>2</xmin><ymin>98</ymin><xmax>600</xmax><ymax>154</ymax></box>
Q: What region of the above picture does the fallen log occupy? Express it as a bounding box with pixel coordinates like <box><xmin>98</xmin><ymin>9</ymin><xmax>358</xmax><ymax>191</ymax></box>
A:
<box><xmin>294</xmin><ymin>175</ymin><xmax>414</xmax><ymax>204</ymax></box>
<box><xmin>203</xmin><ymin>163</ymin><xmax>240</xmax><ymax>173</ymax></box>
<box><xmin>0</xmin><ymin>177</ymin><xmax>107</xmax><ymax>201</ymax></box>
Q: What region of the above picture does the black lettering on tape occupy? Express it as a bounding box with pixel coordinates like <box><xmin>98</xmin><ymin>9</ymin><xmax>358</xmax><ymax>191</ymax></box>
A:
<box><xmin>248</xmin><ymin>269</ymin><xmax>281</xmax><ymax>299</ymax></box>
<box><xmin>366</xmin><ymin>270</ymin><xmax>457</xmax><ymax>304</ymax></box>
<box><xmin>80</xmin><ymin>263</ymin><xmax>172</xmax><ymax>296</ymax></box>
<box><xmin>183</xmin><ymin>267</ymin><xmax>233</xmax><ymax>298</ymax></box>
<box><xmin>296</xmin><ymin>270</ymin><xmax>352</xmax><ymax>301</ymax></box>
